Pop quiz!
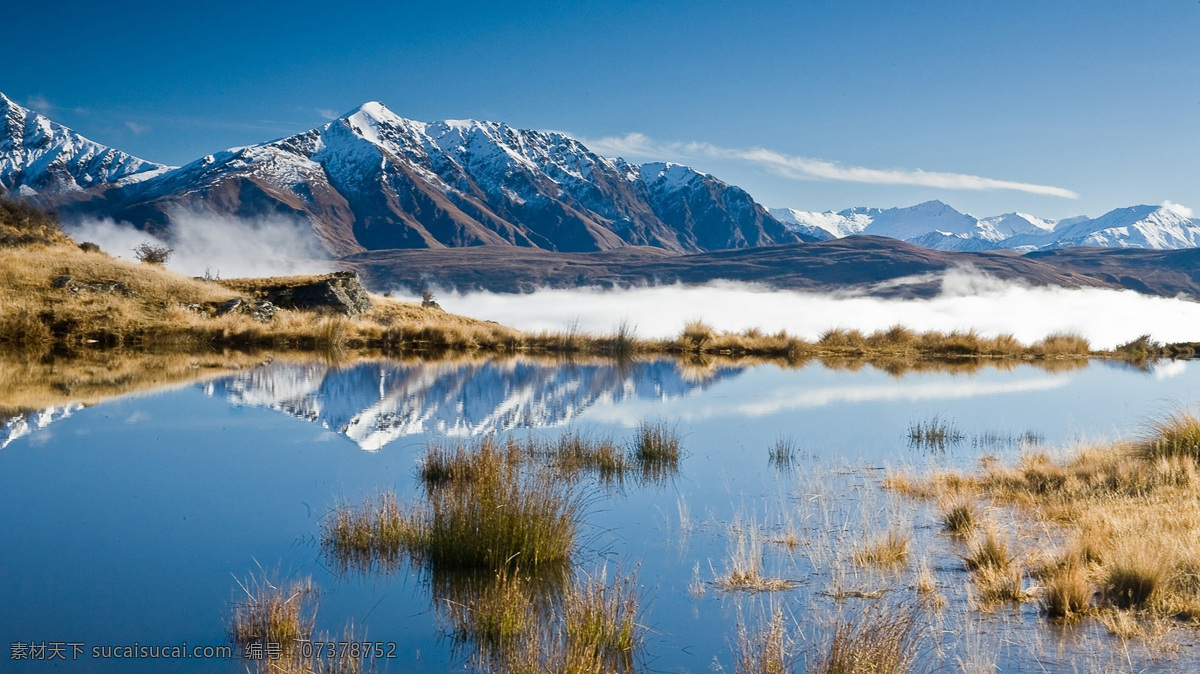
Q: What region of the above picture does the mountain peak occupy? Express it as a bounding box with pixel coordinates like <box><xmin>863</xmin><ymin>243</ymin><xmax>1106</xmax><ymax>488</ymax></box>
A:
<box><xmin>0</xmin><ymin>91</ymin><xmax>167</xmax><ymax>194</ymax></box>
<box><xmin>342</xmin><ymin>100</ymin><xmax>403</xmax><ymax>126</ymax></box>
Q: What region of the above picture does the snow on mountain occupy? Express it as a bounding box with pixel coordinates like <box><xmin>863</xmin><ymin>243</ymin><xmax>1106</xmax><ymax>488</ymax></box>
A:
<box><xmin>976</xmin><ymin>212</ymin><xmax>1057</xmax><ymax>240</ymax></box>
<box><xmin>204</xmin><ymin>358</ymin><xmax>741</xmax><ymax>451</ymax></box>
<box><xmin>1040</xmin><ymin>205</ymin><xmax>1200</xmax><ymax>249</ymax></box>
<box><xmin>768</xmin><ymin>207</ymin><xmax>867</xmax><ymax>240</ymax></box>
<box><xmin>774</xmin><ymin>199</ymin><xmax>1200</xmax><ymax>252</ymax></box>
<box><xmin>52</xmin><ymin>100</ymin><xmax>805</xmax><ymax>256</ymax></box>
<box><xmin>0</xmin><ymin>93</ymin><xmax>169</xmax><ymax>195</ymax></box>
<box><xmin>774</xmin><ymin>201</ymin><xmax>987</xmax><ymax>245</ymax></box>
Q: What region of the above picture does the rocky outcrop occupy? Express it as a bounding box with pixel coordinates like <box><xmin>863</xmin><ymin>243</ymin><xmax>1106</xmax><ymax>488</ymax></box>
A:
<box><xmin>250</xmin><ymin>271</ymin><xmax>372</xmax><ymax>316</ymax></box>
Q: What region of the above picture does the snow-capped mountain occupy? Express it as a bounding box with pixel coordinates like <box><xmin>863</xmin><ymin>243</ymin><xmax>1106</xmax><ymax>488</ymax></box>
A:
<box><xmin>204</xmin><ymin>358</ymin><xmax>741</xmax><ymax>451</ymax></box>
<box><xmin>41</xmin><ymin>100</ymin><xmax>806</xmax><ymax>256</ymax></box>
<box><xmin>0</xmin><ymin>94</ymin><xmax>168</xmax><ymax>195</ymax></box>
<box><xmin>774</xmin><ymin>200</ymin><xmax>1200</xmax><ymax>252</ymax></box>
<box><xmin>1005</xmin><ymin>204</ymin><xmax>1200</xmax><ymax>250</ymax></box>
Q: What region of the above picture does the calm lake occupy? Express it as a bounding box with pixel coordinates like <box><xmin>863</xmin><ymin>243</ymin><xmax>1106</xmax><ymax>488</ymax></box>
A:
<box><xmin>3</xmin><ymin>356</ymin><xmax>1198</xmax><ymax>672</ymax></box>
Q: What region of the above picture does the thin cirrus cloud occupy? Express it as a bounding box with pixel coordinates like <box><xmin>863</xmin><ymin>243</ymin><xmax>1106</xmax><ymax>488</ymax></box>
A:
<box><xmin>581</xmin><ymin>132</ymin><xmax>1079</xmax><ymax>199</ymax></box>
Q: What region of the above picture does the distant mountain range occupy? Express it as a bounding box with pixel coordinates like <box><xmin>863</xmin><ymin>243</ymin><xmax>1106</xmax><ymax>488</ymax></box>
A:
<box><xmin>4</xmin><ymin>92</ymin><xmax>1197</xmax><ymax>261</ymax></box>
<box><xmin>0</xmin><ymin>93</ymin><xmax>808</xmax><ymax>256</ymax></box>
<box><xmin>771</xmin><ymin>200</ymin><xmax>1200</xmax><ymax>252</ymax></box>
<box><xmin>3</xmin><ymin>90</ymin><xmax>1199</xmax><ymax>304</ymax></box>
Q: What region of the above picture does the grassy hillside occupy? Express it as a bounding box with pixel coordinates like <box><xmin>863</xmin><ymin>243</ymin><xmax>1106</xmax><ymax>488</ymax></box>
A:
<box><xmin>1</xmin><ymin>194</ymin><xmax>1180</xmax><ymax>367</ymax></box>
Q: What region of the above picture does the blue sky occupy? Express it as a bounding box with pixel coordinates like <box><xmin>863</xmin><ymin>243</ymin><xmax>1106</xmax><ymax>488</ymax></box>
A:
<box><xmin>4</xmin><ymin>0</ymin><xmax>1198</xmax><ymax>219</ymax></box>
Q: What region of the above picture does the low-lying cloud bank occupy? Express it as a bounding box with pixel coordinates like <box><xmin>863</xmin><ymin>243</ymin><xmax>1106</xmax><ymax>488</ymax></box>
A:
<box><xmin>64</xmin><ymin>210</ymin><xmax>333</xmax><ymax>279</ymax></box>
<box><xmin>418</xmin><ymin>270</ymin><xmax>1200</xmax><ymax>350</ymax></box>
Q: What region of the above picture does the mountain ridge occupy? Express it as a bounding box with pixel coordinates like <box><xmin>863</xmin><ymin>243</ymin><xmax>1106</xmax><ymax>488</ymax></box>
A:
<box><xmin>7</xmin><ymin>97</ymin><xmax>809</xmax><ymax>256</ymax></box>
<box><xmin>774</xmin><ymin>200</ymin><xmax>1200</xmax><ymax>252</ymax></box>
<box><xmin>0</xmin><ymin>93</ymin><xmax>169</xmax><ymax>195</ymax></box>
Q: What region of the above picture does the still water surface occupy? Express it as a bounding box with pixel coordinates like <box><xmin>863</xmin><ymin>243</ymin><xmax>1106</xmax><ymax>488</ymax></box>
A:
<box><xmin>2</xmin><ymin>357</ymin><xmax>1198</xmax><ymax>672</ymax></box>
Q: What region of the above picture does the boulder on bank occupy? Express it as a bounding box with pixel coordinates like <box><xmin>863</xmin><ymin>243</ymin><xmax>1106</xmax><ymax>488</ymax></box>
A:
<box><xmin>218</xmin><ymin>271</ymin><xmax>372</xmax><ymax>316</ymax></box>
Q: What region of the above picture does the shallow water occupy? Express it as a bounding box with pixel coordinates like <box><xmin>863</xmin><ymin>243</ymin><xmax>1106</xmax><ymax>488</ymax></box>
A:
<box><xmin>2</xmin><ymin>356</ymin><xmax>1199</xmax><ymax>672</ymax></box>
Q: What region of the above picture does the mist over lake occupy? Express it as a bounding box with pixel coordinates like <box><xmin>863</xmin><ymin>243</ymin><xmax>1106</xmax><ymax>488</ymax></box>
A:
<box><xmin>422</xmin><ymin>270</ymin><xmax>1200</xmax><ymax>350</ymax></box>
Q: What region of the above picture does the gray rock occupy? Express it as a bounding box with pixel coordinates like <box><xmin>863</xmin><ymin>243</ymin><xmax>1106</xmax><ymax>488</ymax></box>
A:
<box><xmin>260</xmin><ymin>271</ymin><xmax>372</xmax><ymax>316</ymax></box>
<box><xmin>216</xmin><ymin>298</ymin><xmax>243</xmax><ymax>316</ymax></box>
<box><xmin>249</xmin><ymin>301</ymin><xmax>276</xmax><ymax>322</ymax></box>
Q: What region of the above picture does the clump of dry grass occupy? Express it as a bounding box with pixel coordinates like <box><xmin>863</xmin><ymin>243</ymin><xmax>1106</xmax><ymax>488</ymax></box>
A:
<box><xmin>717</xmin><ymin>520</ymin><xmax>800</xmax><ymax>593</ymax></box>
<box><xmin>443</xmin><ymin>567</ymin><xmax>540</xmax><ymax>649</ymax></box>
<box><xmin>736</xmin><ymin>609</ymin><xmax>792</xmax><ymax>674</ymax></box>
<box><xmin>853</xmin><ymin>530</ymin><xmax>911</xmax><ymax>568</ymax></box>
<box><xmin>809</xmin><ymin>602</ymin><xmax>923</xmax><ymax>674</ymax></box>
<box><xmin>1141</xmin><ymin>409</ymin><xmax>1200</xmax><ymax>462</ymax></box>
<box><xmin>441</xmin><ymin>566</ymin><xmax>642</xmax><ymax>674</ymax></box>
<box><xmin>1030</xmin><ymin>332</ymin><xmax>1091</xmax><ymax>356</ymax></box>
<box><xmin>1040</xmin><ymin>558</ymin><xmax>1092</xmax><ymax>621</ymax></box>
<box><xmin>562</xmin><ymin>568</ymin><xmax>640</xmax><ymax>667</ymax></box>
<box><xmin>230</xmin><ymin>575</ymin><xmax>316</xmax><ymax>650</ymax></box>
<box><xmin>962</xmin><ymin>529</ymin><xmax>1028</xmax><ymax>604</ymax></box>
<box><xmin>321</xmin><ymin>490</ymin><xmax>418</xmax><ymax>574</ymax></box>
<box><xmin>904</xmin><ymin>408</ymin><xmax>1200</xmax><ymax>632</ymax></box>
<box><xmin>1102</xmin><ymin>552</ymin><xmax>1167</xmax><ymax>610</ymax></box>
<box><xmin>938</xmin><ymin>495</ymin><xmax>977</xmax><ymax>537</ymax></box>
<box><xmin>538</xmin><ymin>432</ymin><xmax>632</xmax><ymax>485</ymax></box>
<box><xmin>325</xmin><ymin>438</ymin><xmax>581</xmax><ymax>576</ymax></box>
<box><xmin>906</xmin><ymin>415</ymin><xmax>964</xmax><ymax>451</ymax></box>
<box><xmin>678</xmin><ymin>318</ymin><xmax>715</xmax><ymax>351</ymax></box>
<box><xmin>633</xmin><ymin>420</ymin><xmax>681</xmax><ymax>482</ymax></box>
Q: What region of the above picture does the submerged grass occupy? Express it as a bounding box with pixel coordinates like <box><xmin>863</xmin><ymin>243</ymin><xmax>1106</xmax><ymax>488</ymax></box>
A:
<box><xmin>229</xmin><ymin>575</ymin><xmax>316</xmax><ymax>650</ymax></box>
<box><xmin>437</xmin><ymin>565</ymin><xmax>642</xmax><ymax>673</ymax></box>
<box><xmin>324</xmin><ymin>438</ymin><xmax>580</xmax><ymax>575</ymax></box>
<box><xmin>736</xmin><ymin>609</ymin><xmax>792</xmax><ymax>674</ymax></box>
<box><xmin>717</xmin><ymin>519</ymin><xmax>801</xmax><ymax>593</ymax></box>
<box><xmin>809</xmin><ymin>602</ymin><xmax>924</xmax><ymax>674</ymax></box>
<box><xmin>853</xmin><ymin>530</ymin><xmax>911</xmax><ymax>568</ymax></box>
<box><xmin>906</xmin><ymin>415</ymin><xmax>964</xmax><ymax>451</ymax></box>
<box><xmin>633</xmin><ymin>420</ymin><xmax>682</xmax><ymax>482</ymax></box>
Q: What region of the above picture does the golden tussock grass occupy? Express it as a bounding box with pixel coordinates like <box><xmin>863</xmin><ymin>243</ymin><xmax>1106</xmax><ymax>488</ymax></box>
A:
<box><xmin>809</xmin><ymin>602</ymin><xmax>923</xmax><ymax>674</ymax></box>
<box><xmin>438</xmin><ymin>566</ymin><xmax>642</xmax><ymax>674</ymax></box>
<box><xmin>735</xmin><ymin>609</ymin><xmax>792</xmax><ymax>674</ymax></box>
<box><xmin>230</xmin><ymin>575</ymin><xmax>316</xmax><ymax>650</ymax></box>
<box><xmin>937</xmin><ymin>495</ymin><xmax>978</xmax><ymax>537</ymax></box>
<box><xmin>230</xmin><ymin>574</ymin><xmax>373</xmax><ymax>674</ymax></box>
<box><xmin>852</xmin><ymin>530</ymin><xmax>911</xmax><ymax>568</ymax></box>
<box><xmin>324</xmin><ymin>438</ymin><xmax>582</xmax><ymax>575</ymax></box>
<box><xmin>716</xmin><ymin>519</ymin><xmax>801</xmax><ymax>593</ymax></box>
<box><xmin>901</xmin><ymin>409</ymin><xmax>1200</xmax><ymax>631</ymax></box>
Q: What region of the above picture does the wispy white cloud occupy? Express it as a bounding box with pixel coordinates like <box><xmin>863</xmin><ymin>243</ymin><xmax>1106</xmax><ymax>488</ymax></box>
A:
<box><xmin>1162</xmin><ymin>200</ymin><xmax>1194</xmax><ymax>218</ymax></box>
<box><xmin>24</xmin><ymin>94</ymin><xmax>55</xmax><ymax>113</ymax></box>
<box><xmin>315</xmin><ymin>108</ymin><xmax>339</xmax><ymax>121</ymax></box>
<box><xmin>582</xmin><ymin>132</ymin><xmax>1079</xmax><ymax>199</ymax></box>
<box><xmin>125</xmin><ymin>121</ymin><xmax>150</xmax><ymax>135</ymax></box>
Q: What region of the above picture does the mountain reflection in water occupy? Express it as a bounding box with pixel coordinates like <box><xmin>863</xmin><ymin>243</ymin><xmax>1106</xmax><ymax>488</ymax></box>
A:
<box><xmin>204</xmin><ymin>358</ymin><xmax>743</xmax><ymax>450</ymax></box>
